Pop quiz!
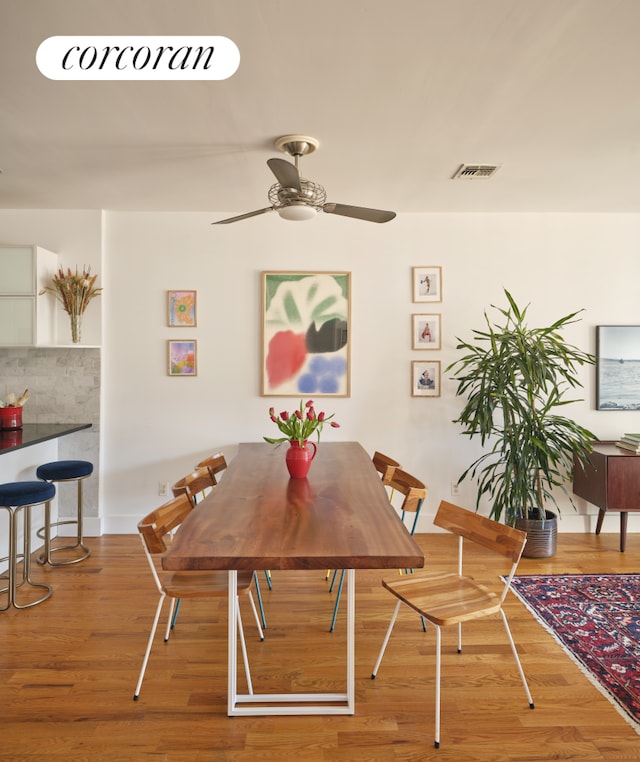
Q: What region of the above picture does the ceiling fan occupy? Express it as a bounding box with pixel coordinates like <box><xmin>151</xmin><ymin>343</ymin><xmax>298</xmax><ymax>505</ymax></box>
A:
<box><xmin>212</xmin><ymin>135</ymin><xmax>396</xmax><ymax>225</ymax></box>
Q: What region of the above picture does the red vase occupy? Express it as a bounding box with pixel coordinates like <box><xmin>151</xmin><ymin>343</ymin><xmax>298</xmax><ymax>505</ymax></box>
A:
<box><xmin>285</xmin><ymin>440</ymin><xmax>317</xmax><ymax>479</ymax></box>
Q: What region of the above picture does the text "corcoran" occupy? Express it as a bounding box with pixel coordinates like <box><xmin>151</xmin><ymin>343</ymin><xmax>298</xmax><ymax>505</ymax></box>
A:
<box><xmin>36</xmin><ymin>36</ymin><xmax>240</xmax><ymax>81</ymax></box>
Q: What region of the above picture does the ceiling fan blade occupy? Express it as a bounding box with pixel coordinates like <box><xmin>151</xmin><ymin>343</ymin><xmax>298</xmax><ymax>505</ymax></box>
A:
<box><xmin>323</xmin><ymin>203</ymin><xmax>396</xmax><ymax>223</ymax></box>
<box><xmin>211</xmin><ymin>207</ymin><xmax>274</xmax><ymax>225</ymax></box>
<box><xmin>267</xmin><ymin>158</ymin><xmax>301</xmax><ymax>191</ymax></box>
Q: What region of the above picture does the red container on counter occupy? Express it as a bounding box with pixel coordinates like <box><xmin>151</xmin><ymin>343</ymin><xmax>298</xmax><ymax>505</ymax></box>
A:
<box><xmin>0</xmin><ymin>406</ymin><xmax>23</xmax><ymax>430</ymax></box>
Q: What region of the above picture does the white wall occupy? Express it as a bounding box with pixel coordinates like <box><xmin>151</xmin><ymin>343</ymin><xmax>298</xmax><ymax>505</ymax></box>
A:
<box><xmin>3</xmin><ymin>209</ymin><xmax>640</xmax><ymax>536</ymax></box>
<box><xmin>102</xmin><ymin>210</ymin><xmax>640</xmax><ymax>533</ymax></box>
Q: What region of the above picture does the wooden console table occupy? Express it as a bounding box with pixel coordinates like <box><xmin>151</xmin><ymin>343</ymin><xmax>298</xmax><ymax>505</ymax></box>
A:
<box><xmin>572</xmin><ymin>441</ymin><xmax>640</xmax><ymax>552</ymax></box>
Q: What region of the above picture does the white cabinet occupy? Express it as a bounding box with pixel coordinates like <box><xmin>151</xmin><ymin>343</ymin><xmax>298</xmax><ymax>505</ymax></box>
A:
<box><xmin>0</xmin><ymin>245</ymin><xmax>58</xmax><ymax>345</ymax></box>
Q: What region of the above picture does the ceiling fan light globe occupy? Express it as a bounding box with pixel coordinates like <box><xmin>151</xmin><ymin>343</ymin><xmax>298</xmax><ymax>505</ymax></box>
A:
<box><xmin>277</xmin><ymin>204</ymin><xmax>318</xmax><ymax>221</ymax></box>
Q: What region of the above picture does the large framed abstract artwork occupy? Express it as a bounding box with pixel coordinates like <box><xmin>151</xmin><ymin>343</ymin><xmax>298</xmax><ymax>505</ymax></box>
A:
<box><xmin>596</xmin><ymin>325</ymin><xmax>640</xmax><ymax>410</ymax></box>
<box><xmin>262</xmin><ymin>271</ymin><xmax>351</xmax><ymax>397</ymax></box>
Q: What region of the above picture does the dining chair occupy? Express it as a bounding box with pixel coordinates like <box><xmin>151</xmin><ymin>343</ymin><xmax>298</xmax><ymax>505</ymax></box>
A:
<box><xmin>328</xmin><ymin>463</ymin><xmax>427</xmax><ymax>633</ymax></box>
<box><xmin>172</xmin><ymin>465</ymin><xmax>268</xmax><ymax>630</ymax></box>
<box><xmin>171</xmin><ymin>465</ymin><xmax>216</xmax><ymax>504</ymax></box>
<box><xmin>195</xmin><ymin>453</ymin><xmax>228</xmax><ymax>485</ymax></box>
<box><xmin>133</xmin><ymin>493</ymin><xmax>263</xmax><ymax>701</ymax></box>
<box><xmin>372</xmin><ymin>451</ymin><xmax>401</xmax><ymax>484</ymax></box>
<box><xmin>371</xmin><ymin>500</ymin><xmax>534</xmax><ymax>749</ymax></box>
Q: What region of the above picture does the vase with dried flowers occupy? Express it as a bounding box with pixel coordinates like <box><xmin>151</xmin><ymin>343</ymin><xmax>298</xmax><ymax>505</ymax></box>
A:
<box><xmin>264</xmin><ymin>399</ymin><xmax>340</xmax><ymax>478</ymax></box>
<box><xmin>40</xmin><ymin>266</ymin><xmax>102</xmax><ymax>344</ymax></box>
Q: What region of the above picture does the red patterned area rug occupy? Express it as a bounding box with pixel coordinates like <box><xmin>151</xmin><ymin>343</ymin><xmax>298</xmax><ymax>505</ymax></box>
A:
<box><xmin>509</xmin><ymin>574</ymin><xmax>640</xmax><ymax>734</ymax></box>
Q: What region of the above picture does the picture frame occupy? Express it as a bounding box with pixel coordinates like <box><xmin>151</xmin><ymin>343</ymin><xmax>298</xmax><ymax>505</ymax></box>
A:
<box><xmin>168</xmin><ymin>290</ymin><xmax>197</xmax><ymax>327</ymax></box>
<box><xmin>596</xmin><ymin>325</ymin><xmax>640</xmax><ymax>410</ymax></box>
<box><xmin>168</xmin><ymin>340</ymin><xmax>197</xmax><ymax>376</ymax></box>
<box><xmin>413</xmin><ymin>266</ymin><xmax>442</xmax><ymax>303</ymax></box>
<box><xmin>412</xmin><ymin>313</ymin><xmax>441</xmax><ymax>350</ymax></box>
<box><xmin>262</xmin><ymin>271</ymin><xmax>351</xmax><ymax>397</ymax></box>
<box><xmin>412</xmin><ymin>360</ymin><xmax>441</xmax><ymax>397</ymax></box>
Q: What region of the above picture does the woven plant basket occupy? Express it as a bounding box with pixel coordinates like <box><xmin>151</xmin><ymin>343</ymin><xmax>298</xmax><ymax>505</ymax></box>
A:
<box><xmin>515</xmin><ymin>510</ymin><xmax>558</xmax><ymax>558</ymax></box>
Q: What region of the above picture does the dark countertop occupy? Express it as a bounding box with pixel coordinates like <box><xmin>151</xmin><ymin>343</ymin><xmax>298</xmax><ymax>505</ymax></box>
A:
<box><xmin>0</xmin><ymin>423</ymin><xmax>92</xmax><ymax>454</ymax></box>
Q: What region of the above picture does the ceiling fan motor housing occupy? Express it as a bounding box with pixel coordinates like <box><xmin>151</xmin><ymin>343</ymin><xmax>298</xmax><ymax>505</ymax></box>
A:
<box><xmin>268</xmin><ymin>179</ymin><xmax>327</xmax><ymax>209</ymax></box>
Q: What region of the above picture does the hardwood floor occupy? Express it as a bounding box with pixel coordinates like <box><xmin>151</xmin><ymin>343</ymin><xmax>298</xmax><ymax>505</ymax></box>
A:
<box><xmin>1</xmin><ymin>531</ymin><xmax>639</xmax><ymax>761</ymax></box>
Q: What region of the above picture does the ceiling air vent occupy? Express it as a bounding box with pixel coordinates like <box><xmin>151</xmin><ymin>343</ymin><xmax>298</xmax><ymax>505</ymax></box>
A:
<box><xmin>452</xmin><ymin>164</ymin><xmax>501</xmax><ymax>180</ymax></box>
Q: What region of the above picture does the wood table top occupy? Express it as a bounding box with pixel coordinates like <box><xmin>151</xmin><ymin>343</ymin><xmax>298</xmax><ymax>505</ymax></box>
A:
<box><xmin>162</xmin><ymin>441</ymin><xmax>425</xmax><ymax>572</ymax></box>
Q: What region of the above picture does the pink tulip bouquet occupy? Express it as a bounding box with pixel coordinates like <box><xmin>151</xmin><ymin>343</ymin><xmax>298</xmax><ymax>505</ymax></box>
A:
<box><xmin>265</xmin><ymin>399</ymin><xmax>340</xmax><ymax>446</ymax></box>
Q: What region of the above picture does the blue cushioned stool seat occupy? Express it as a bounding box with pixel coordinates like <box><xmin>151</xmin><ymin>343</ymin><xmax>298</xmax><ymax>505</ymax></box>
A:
<box><xmin>0</xmin><ymin>481</ymin><xmax>55</xmax><ymax>610</ymax></box>
<box><xmin>36</xmin><ymin>460</ymin><xmax>93</xmax><ymax>566</ymax></box>
<box><xmin>0</xmin><ymin>481</ymin><xmax>56</xmax><ymax>506</ymax></box>
<box><xmin>37</xmin><ymin>460</ymin><xmax>94</xmax><ymax>481</ymax></box>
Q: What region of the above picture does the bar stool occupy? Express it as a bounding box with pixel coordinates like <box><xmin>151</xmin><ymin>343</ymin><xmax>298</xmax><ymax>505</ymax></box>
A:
<box><xmin>0</xmin><ymin>481</ymin><xmax>55</xmax><ymax>610</ymax></box>
<box><xmin>36</xmin><ymin>460</ymin><xmax>93</xmax><ymax>566</ymax></box>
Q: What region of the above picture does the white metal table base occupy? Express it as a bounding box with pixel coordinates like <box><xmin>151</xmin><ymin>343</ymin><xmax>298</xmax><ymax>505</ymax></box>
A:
<box><xmin>227</xmin><ymin>569</ymin><xmax>356</xmax><ymax>716</ymax></box>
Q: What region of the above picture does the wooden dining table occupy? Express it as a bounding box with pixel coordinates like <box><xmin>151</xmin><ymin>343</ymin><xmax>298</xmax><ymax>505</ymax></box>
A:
<box><xmin>162</xmin><ymin>441</ymin><xmax>425</xmax><ymax>716</ymax></box>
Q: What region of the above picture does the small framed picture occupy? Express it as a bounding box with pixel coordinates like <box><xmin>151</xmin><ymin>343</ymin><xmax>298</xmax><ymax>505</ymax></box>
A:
<box><xmin>168</xmin><ymin>340</ymin><xmax>197</xmax><ymax>376</ymax></box>
<box><xmin>168</xmin><ymin>290</ymin><xmax>197</xmax><ymax>327</ymax></box>
<box><xmin>412</xmin><ymin>314</ymin><xmax>441</xmax><ymax>349</ymax></box>
<box><xmin>412</xmin><ymin>360</ymin><xmax>440</xmax><ymax>397</ymax></box>
<box><xmin>413</xmin><ymin>266</ymin><xmax>442</xmax><ymax>303</ymax></box>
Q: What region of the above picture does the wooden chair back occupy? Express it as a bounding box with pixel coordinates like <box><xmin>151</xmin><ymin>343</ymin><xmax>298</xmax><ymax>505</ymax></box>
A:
<box><xmin>138</xmin><ymin>493</ymin><xmax>192</xmax><ymax>556</ymax></box>
<box><xmin>172</xmin><ymin>466</ymin><xmax>215</xmax><ymax>506</ymax></box>
<box><xmin>388</xmin><ymin>468</ymin><xmax>426</xmax><ymax>515</ymax></box>
<box><xmin>195</xmin><ymin>453</ymin><xmax>228</xmax><ymax>485</ymax></box>
<box><xmin>372</xmin><ymin>451</ymin><xmax>400</xmax><ymax>486</ymax></box>
<box><xmin>434</xmin><ymin>500</ymin><xmax>527</xmax><ymax>564</ymax></box>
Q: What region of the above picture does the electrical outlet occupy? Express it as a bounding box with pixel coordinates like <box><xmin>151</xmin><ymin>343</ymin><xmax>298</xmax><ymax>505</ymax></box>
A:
<box><xmin>450</xmin><ymin>481</ymin><xmax>460</xmax><ymax>497</ymax></box>
<box><xmin>158</xmin><ymin>481</ymin><xmax>170</xmax><ymax>497</ymax></box>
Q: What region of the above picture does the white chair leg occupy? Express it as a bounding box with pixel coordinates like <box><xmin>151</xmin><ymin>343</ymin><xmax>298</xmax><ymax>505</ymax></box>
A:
<box><xmin>499</xmin><ymin>609</ymin><xmax>535</xmax><ymax>708</ymax></box>
<box><xmin>134</xmin><ymin>592</ymin><xmax>166</xmax><ymax>700</ymax></box>
<box><xmin>235</xmin><ymin>596</ymin><xmax>253</xmax><ymax>695</ymax></box>
<box><xmin>164</xmin><ymin>598</ymin><xmax>176</xmax><ymax>642</ymax></box>
<box><xmin>371</xmin><ymin>599</ymin><xmax>402</xmax><ymax>678</ymax></box>
<box><xmin>247</xmin><ymin>590</ymin><xmax>264</xmax><ymax>641</ymax></box>
<box><xmin>434</xmin><ymin>624</ymin><xmax>441</xmax><ymax>749</ymax></box>
<box><xmin>457</xmin><ymin>621</ymin><xmax>462</xmax><ymax>653</ymax></box>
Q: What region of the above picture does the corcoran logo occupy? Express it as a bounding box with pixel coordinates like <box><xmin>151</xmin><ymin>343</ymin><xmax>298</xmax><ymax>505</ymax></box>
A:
<box><xmin>36</xmin><ymin>36</ymin><xmax>240</xmax><ymax>80</ymax></box>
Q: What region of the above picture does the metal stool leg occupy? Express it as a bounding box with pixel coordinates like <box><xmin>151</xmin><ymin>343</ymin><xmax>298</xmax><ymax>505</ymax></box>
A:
<box><xmin>0</xmin><ymin>505</ymin><xmax>15</xmax><ymax>611</ymax></box>
<box><xmin>1</xmin><ymin>502</ymin><xmax>53</xmax><ymax>610</ymax></box>
<box><xmin>38</xmin><ymin>475</ymin><xmax>91</xmax><ymax>566</ymax></box>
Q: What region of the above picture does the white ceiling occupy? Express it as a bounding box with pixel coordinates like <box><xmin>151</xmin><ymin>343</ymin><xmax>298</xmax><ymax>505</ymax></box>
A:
<box><xmin>3</xmin><ymin>0</ymin><xmax>640</xmax><ymax>215</ymax></box>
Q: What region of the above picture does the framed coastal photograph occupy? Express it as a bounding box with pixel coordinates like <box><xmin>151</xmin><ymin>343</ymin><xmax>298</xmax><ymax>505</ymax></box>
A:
<box><xmin>412</xmin><ymin>313</ymin><xmax>441</xmax><ymax>349</ymax></box>
<box><xmin>412</xmin><ymin>360</ymin><xmax>441</xmax><ymax>397</ymax></box>
<box><xmin>168</xmin><ymin>290</ymin><xmax>197</xmax><ymax>327</ymax></box>
<box><xmin>168</xmin><ymin>340</ymin><xmax>197</xmax><ymax>376</ymax></box>
<box><xmin>413</xmin><ymin>266</ymin><xmax>442</xmax><ymax>303</ymax></box>
<box><xmin>596</xmin><ymin>325</ymin><xmax>640</xmax><ymax>410</ymax></box>
<box><xmin>262</xmin><ymin>271</ymin><xmax>351</xmax><ymax>397</ymax></box>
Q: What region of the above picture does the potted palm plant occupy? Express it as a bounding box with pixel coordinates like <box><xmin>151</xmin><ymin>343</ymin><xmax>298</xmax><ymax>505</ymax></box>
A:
<box><xmin>447</xmin><ymin>289</ymin><xmax>596</xmax><ymax>557</ymax></box>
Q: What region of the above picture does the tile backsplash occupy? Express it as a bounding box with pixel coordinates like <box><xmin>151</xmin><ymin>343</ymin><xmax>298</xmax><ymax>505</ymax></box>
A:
<box><xmin>1</xmin><ymin>346</ymin><xmax>100</xmax><ymax>519</ymax></box>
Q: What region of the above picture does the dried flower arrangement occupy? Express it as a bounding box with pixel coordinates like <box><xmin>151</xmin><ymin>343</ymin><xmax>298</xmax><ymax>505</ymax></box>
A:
<box><xmin>40</xmin><ymin>266</ymin><xmax>102</xmax><ymax>343</ymax></box>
